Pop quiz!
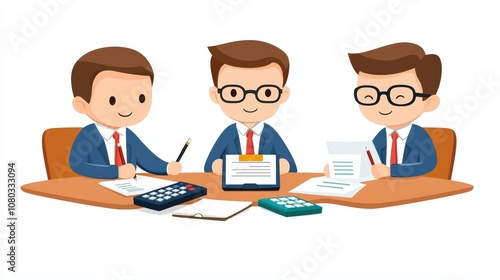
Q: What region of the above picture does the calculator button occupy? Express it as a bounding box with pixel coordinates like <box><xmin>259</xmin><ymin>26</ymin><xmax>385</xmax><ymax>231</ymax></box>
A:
<box><xmin>180</xmin><ymin>186</ymin><xmax>187</xmax><ymax>190</ymax></box>
<box><xmin>279</xmin><ymin>198</ymin><xmax>288</xmax><ymax>201</ymax></box>
<box><xmin>157</xmin><ymin>194</ymin><xmax>164</xmax><ymax>198</ymax></box>
<box><xmin>150</xmin><ymin>192</ymin><xmax>158</xmax><ymax>195</ymax></box>
<box><xmin>179</xmin><ymin>191</ymin><xmax>186</xmax><ymax>194</ymax></box>
<box><xmin>148</xmin><ymin>197</ymin><xmax>157</xmax><ymax>200</ymax></box>
<box><xmin>166</xmin><ymin>187</ymin><xmax>173</xmax><ymax>190</ymax></box>
<box><xmin>158</xmin><ymin>189</ymin><xmax>165</xmax><ymax>193</ymax></box>
<box><xmin>287</xmin><ymin>201</ymin><xmax>295</xmax><ymax>204</ymax></box>
<box><xmin>142</xmin><ymin>195</ymin><xmax>150</xmax><ymax>198</ymax></box>
<box><xmin>172</xmin><ymin>189</ymin><xmax>179</xmax><ymax>192</ymax></box>
<box><xmin>156</xmin><ymin>198</ymin><xmax>164</xmax><ymax>202</ymax></box>
<box><xmin>172</xmin><ymin>193</ymin><xmax>179</xmax><ymax>197</ymax></box>
<box><xmin>270</xmin><ymin>198</ymin><xmax>279</xmax><ymax>202</ymax></box>
<box><xmin>164</xmin><ymin>196</ymin><xmax>171</xmax><ymax>200</ymax></box>
<box><xmin>285</xmin><ymin>205</ymin><xmax>295</xmax><ymax>208</ymax></box>
<box><xmin>186</xmin><ymin>184</ymin><xmax>193</xmax><ymax>188</ymax></box>
<box><xmin>288</xmin><ymin>197</ymin><xmax>298</xmax><ymax>200</ymax></box>
<box><xmin>304</xmin><ymin>203</ymin><xmax>314</xmax><ymax>207</ymax></box>
<box><xmin>296</xmin><ymin>200</ymin><xmax>305</xmax><ymax>204</ymax></box>
<box><xmin>294</xmin><ymin>204</ymin><xmax>304</xmax><ymax>207</ymax></box>
<box><xmin>277</xmin><ymin>202</ymin><xmax>286</xmax><ymax>205</ymax></box>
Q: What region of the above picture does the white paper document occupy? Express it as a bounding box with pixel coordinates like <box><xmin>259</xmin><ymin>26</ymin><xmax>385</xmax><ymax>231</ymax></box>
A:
<box><xmin>224</xmin><ymin>154</ymin><xmax>277</xmax><ymax>185</ymax></box>
<box><xmin>99</xmin><ymin>175</ymin><xmax>177</xmax><ymax>196</ymax></box>
<box><xmin>290</xmin><ymin>176</ymin><xmax>366</xmax><ymax>198</ymax></box>
<box><xmin>291</xmin><ymin>141</ymin><xmax>380</xmax><ymax>198</ymax></box>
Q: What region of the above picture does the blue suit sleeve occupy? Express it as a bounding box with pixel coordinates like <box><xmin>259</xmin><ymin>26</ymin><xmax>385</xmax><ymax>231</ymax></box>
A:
<box><xmin>69</xmin><ymin>126</ymin><xmax>119</xmax><ymax>179</ymax></box>
<box><xmin>127</xmin><ymin>130</ymin><xmax>169</xmax><ymax>175</ymax></box>
<box><xmin>204</xmin><ymin>128</ymin><xmax>231</xmax><ymax>172</ymax></box>
<box><xmin>390</xmin><ymin>127</ymin><xmax>437</xmax><ymax>177</ymax></box>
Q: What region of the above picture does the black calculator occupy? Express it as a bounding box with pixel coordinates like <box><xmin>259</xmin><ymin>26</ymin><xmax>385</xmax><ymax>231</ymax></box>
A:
<box><xmin>133</xmin><ymin>182</ymin><xmax>207</xmax><ymax>211</ymax></box>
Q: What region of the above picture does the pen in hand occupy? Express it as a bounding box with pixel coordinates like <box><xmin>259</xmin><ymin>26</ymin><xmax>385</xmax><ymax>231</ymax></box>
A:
<box><xmin>365</xmin><ymin>146</ymin><xmax>375</xmax><ymax>165</ymax></box>
<box><xmin>176</xmin><ymin>138</ymin><xmax>191</xmax><ymax>162</ymax></box>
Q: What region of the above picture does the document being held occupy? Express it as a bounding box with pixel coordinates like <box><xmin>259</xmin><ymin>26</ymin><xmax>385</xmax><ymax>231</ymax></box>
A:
<box><xmin>291</xmin><ymin>141</ymin><xmax>380</xmax><ymax>198</ymax></box>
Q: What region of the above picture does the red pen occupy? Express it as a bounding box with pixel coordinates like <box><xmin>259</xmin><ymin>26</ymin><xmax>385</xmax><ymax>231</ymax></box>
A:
<box><xmin>365</xmin><ymin>146</ymin><xmax>375</xmax><ymax>165</ymax></box>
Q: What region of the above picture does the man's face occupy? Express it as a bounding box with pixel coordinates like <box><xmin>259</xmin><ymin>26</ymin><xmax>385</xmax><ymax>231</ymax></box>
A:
<box><xmin>209</xmin><ymin>63</ymin><xmax>289</xmax><ymax>124</ymax></box>
<box><xmin>356</xmin><ymin>69</ymin><xmax>439</xmax><ymax>128</ymax></box>
<box><xmin>81</xmin><ymin>70</ymin><xmax>153</xmax><ymax>129</ymax></box>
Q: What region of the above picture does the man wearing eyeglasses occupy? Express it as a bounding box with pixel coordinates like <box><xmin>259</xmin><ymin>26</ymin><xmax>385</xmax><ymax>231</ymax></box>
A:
<box><xmin>326</xmin><ymin>42</ymin><xmax>441</xmax><ymax>178</ymax></box>
<box><xmin>204</xmin><ymin>40</ymin><xmax>297</xmax><ymax>175</ymax></box>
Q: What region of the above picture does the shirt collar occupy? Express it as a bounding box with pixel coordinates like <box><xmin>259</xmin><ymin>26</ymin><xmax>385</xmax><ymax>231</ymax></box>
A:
<box><xmin>386</xmin><ymin>124</ymin><xmax>413</xmax><ymax>140</ymax></box>
<box><xmin>236</xmin><ymin>122</ymin><xmax>264</xmax><ymax>136</ymax></box>
<box><xmin>95</xmin><ymin>123</ymin><xmax>126</xmax><ymax>141</ymax></box>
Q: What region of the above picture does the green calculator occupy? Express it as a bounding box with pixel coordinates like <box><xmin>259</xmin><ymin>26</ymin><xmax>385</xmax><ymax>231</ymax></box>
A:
<box><xmin>258</xmin><ymin>196</ymin><xmax>322</xmax><ymax>217</ymax></box>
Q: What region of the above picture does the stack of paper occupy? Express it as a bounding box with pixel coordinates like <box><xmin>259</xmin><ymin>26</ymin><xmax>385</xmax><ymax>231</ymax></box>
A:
<box><xmin>291</xmin><ymin>140</ymin><xmax>380</xmax><ymax>198</ymax></box>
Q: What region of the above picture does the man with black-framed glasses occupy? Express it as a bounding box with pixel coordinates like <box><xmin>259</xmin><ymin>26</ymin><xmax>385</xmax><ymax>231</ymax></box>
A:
<box><xmin>325</xmin><ymin>42</ymin><xmax>441</xmax><ymax>178</ymax></box>
<box><xmin>204</xmin><ymin>40</ymin><xmax>297</xmax><ymax>175</ymax></box>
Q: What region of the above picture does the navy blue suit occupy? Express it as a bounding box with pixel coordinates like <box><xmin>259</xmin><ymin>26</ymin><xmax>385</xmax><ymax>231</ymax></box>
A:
<box><xmin>204</xmin><ymin>123</ymin><xmax>297</xmax><ymax>172</ymax></box>
<box><xmin>372</xmin><ymin>124</ymin><xmax>437</xmax><ymax>177</ymax></box>
<box><xmin>69</xmin><ymin>124</ymin><xmax>169</xmax><ymax>179</ymax></box>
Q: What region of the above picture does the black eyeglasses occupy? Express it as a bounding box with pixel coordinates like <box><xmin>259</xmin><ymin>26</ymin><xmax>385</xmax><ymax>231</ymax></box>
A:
<box><xmin>217</xmin><ymin>84</ymin><xmax>283</xmax><ymax>103</ymax></box>
<box><xmin>354</xmin><ymin>85</ymin><xmax>432</xmax><ymax>106</ymax></box>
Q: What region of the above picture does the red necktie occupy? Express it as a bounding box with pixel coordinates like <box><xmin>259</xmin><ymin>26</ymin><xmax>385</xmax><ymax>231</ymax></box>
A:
<box><xmin>390</xmin><ymin>131</ymin><xmax>399</xmax><ymax>165</ymax></box>
<box><xmin>246</xmin><ymin>130</ymin><xmax>255</xmax><ymax>155</ymax></box>
<box><xmin>113</xmin><ymin>132</ymin><xmax>126</xmax><ymax>166</ymax></box>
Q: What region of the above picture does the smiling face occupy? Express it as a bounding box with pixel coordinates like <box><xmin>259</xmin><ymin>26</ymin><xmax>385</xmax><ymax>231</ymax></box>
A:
<box><xmin>73</xmin><ymin>70</ymin><xmax>152</xmax><ymax>129</ymax></box>
<box><xmin>209</xmin><ymin>63</ymin><xmax>289</xmax><ymax>126</ymax></box>
<box><xmin>357</xmin><ymin>69</ymin><xmax>440</xmax><ymax>129</ymax></box>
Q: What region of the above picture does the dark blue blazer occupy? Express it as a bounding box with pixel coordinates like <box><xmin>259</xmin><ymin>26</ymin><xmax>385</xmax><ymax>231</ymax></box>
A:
<box><xmin>69</xmin><ymin>124</ymin><xmax>169</xmax><ymax>179</ymax></box>
<box><xmin>204</xmin><ymin>123</ymin><xmax>297</xmax><ymax>172</ymax></box>
<box><xmin>372</xmin><ymin>124</ymin><xmax>437</xmax><ymax>177</ymax></box>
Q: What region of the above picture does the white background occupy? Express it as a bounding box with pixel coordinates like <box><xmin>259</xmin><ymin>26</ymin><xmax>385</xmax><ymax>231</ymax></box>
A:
<box><xmin>1</xmin><ymin>0</ymin><xmax>499</xmax><ymax>279</ymax></box>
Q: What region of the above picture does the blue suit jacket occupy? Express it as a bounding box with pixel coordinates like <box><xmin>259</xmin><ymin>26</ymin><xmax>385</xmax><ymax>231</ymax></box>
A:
<box><xmin>373</xmin><ymin>124</ymin><xmax>437</xmax><ymax>177</ymax></box>
<box><xmin>204</xmin><ymin>123</ymin><xmax>297</xmax><ymax>172</ymax></box>
<box><xmin>69</xmin><ymin>124</ymin><xmax>169</xmax><ymax>179</ymax></box>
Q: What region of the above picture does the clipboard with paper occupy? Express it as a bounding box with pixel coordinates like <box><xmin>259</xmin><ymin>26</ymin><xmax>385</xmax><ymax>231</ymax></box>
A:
<box><xmin>222</xmin><ymin>154</ymin><xmax>280</xmax><ymax>190</ymax></box>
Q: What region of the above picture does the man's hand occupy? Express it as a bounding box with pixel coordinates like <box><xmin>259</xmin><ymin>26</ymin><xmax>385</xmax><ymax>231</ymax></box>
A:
<box><xmin>371</xmin><ymin>163</ymin><xmax>390</xmax><ymax>178</ymax></box>
<box><xmin>279</xmin><ymin>158</ymin><xmax>290</xmax><ymax>174</ymax></box>
<box><xmin>167</xmin><ymin>161</ymin><xmax>182</xmax><ymax>175</ymax></box>
<box><xmin>118</xmin><ymin>163</ymin><xmax>136</xmax><ymax>179</ymax></box>
<box><xmin>211</xmin><ymin>159</ymin><xmax>223</xmax><ymax>175</ymax></box>
<box><xmin>323</xmin><ymin>164</ymin><xmax>330</xmax><ymax>177</ymax></box>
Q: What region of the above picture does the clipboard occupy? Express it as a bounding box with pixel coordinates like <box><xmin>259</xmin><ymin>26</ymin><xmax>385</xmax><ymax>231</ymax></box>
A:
<box><xmin>172</xmin><ymin>198</ymin><xmax>252</xmax><ymax>221</ymax></box>
<box><xmin>222</xmin><ymin>154</ymin><xmax>280</xmax><ymax>191</ymax></box>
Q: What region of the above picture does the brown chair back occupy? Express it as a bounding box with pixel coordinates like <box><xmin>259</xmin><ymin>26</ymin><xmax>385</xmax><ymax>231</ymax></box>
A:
<box><xmin>423</xmin><ymin>127</ymin><xmax>457</xmax><ymax>180</ymax></box>
<box><xmin>42</xmin><ymin>128</ymin><xmax>82</xmax><ymax>179</ymax></box>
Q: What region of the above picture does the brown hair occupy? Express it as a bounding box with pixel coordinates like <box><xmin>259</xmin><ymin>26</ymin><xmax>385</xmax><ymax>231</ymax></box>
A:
<box><xmin>208</xmin><ymin>40</ymin><xmax>289</xmax><ymax>87</ymax></box>
<box><xmin>348</xmin><ymin>42</ymin><xmax>441</xmax><ymax>95</ymax></box>
<box><xmin>71</xmin><ymin>47</ymin><xmax>154</xmax><ymax>103</ymax></box>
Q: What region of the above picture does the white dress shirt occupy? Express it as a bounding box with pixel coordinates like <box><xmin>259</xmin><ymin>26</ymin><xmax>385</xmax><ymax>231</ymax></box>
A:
<box><xmin>95</xmin><ymin>123</ymin><xmax>128</xmax><ymax>165</ymax></box>
<box><xmin>236</xmin><ymin>122</ymin><xmax>264</xmax><ymax>154</ymax></box>
<box><xmin>385</xmin><ymin>124</ymin><xmax>413</xmax><ymax>167</ymax></box>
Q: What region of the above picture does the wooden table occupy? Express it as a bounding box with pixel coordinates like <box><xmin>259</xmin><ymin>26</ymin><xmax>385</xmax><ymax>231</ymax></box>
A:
<box><xmin>21</xmin><ymin>173</ymin><xmax>473</xmax><ymax>209</ymax></box>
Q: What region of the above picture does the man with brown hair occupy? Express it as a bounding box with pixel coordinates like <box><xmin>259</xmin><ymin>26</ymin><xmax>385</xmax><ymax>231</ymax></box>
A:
<box><xmin>69</xmin><ymin>46</ymin><xmax>181</xmax><ymax>179</ymax></box>
<box><xmin>204</xmin><ymin>40</ymin><xmax>297</xmax><ymax>175</ymax></box>
<box><xmin>326</xmin><ymin>42</ymin><xmax>440</xmax><ymax>178</ymax></box>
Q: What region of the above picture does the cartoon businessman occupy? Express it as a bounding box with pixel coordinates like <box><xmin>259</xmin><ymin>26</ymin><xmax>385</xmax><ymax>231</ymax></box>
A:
<box><xmin>69</xmin><ymin>47</ymin><xmax>181</xmax><ymax>179</ymax></box>
<box><xmin>204</xmin><ymin>40</ymin><xmax>297</xmax><ymax>175</ymax></box>
<box><xmin>326</xmin><ymin>42</ymin><xmax>441</xmax><ymax>178</ymax></box>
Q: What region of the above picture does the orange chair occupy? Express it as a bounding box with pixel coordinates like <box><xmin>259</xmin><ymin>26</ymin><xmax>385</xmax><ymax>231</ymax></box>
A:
<box><xmin>423</xmin><ymin>127</ymin><xmax>457</xmax><ymax>180</ymax></box>
<box><xmin>42</xmin><ymin>128</ymin><xmax>82</xmax><ymax>179</ymax></box>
